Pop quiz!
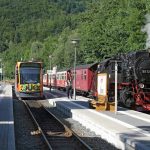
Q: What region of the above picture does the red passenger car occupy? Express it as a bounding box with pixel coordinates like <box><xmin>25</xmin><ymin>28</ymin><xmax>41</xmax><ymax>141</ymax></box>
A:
<box><xmin>48</xmin><ymin>73</ymin><xmax>56</xmax><ymax>88</ymax></box>
<box><xmin>43</xmin><ymin>63</ymin><xmax>98</xmax><ymax>97</ymax></box>
<box><xmin>71</xmin><ymin>63</ymin><xmax>98</xmax><ymax>96</ymax></box>
<box><xmin>43</xmin><ymin>73</ymin><xmax>48</xmax><ymax>86</ymax></box>
<box><xmin>56</xmin><ymin>70</ymin><xmax>67</xmax><ymax>89</ymax></box>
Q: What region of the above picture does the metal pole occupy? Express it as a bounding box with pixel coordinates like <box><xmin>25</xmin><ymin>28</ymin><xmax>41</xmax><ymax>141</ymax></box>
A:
<box><xmin>3</xmin><ymin>67</ymin><xmax>4</xmax><ymax>82</ymax></box>
<box><xmin>1</xmin><ymin>64</ymin><xmax>2</xmax><ymax>82</ymax></box>
<box><xmin>31</xmin><ymin>49</ymin><xmax>33</xmax><ymax>61</ymax></box>
<box><xmin>50</xmin><ymin>58</ymin><xmax>52</xmax><ymax>71</ymax></box>
<box><xmin>74</xmin><ymin>46</ymin><xmax>76</xmax><ymax>100</ymax></box>
<box><xmin>115</xmin><ymin>61</ymin><xmax>118</xmax><ymax>114</ymax></box>
<box><xmin>71</xmin><ymin>39</ymin><xmax>79</xmax><ymax>100</ymax></box>
<box><xmin>49</xmin><ymin>55</ymin><xmax>52</xmax><ymax>91</ymax></box>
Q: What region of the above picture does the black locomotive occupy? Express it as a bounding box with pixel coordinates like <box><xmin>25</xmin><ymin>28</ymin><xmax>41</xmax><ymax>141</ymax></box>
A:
<box><xmin>97</xmin><ymin>50</ymin><xmax>150</xmax><ymax>111</ymax></box>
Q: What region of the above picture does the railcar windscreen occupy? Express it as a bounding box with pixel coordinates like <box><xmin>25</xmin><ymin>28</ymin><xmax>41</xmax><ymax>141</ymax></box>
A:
<box><xmin>20</xmin><ymin>67</ymin><xmax>40</xmax><ymax>84</ymax></box>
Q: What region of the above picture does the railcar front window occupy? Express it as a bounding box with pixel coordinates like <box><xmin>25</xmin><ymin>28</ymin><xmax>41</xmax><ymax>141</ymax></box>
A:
<box><xmin>20</xmin><ymin>67</ymin><xmax>40</xmax><ymax>84</ymax></box>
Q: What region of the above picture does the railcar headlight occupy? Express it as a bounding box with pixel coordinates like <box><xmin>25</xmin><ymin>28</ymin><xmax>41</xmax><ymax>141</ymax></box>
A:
<box><xmin>138</xmin><ymin>83</ymin><xmax>144</xmax><ymax>88</ymax></box>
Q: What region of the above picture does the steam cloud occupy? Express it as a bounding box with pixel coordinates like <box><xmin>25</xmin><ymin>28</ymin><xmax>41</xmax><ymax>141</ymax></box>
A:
<box><xmin>141</xmin><ymin>14</ymin><xmax>150</xmax><ymax>49</ymax></box>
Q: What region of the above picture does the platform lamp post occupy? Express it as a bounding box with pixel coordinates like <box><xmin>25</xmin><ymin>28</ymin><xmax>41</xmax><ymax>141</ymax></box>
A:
<box><xmin>2</xmin><ymin>65</ymin><xmax>5</xmax><ymax>82</ymax></box>
<box><xmin>114</xmin><ymin>61</ymin><xmax>118</xmax><ymax>115</ymax></box>
<box><xmin>49</xmin><ymin>55</ymin><xmax>52</xmax><ymax>91</ymax></box>
<box><xmin>71</xmin><ymin>39</ymin><xmax>79</xmax><ymax>100</ymax></box>
<box><xmin>113</xmin><ymin>60</ymin><xmax>121</xmax><ymax>114</ymax></box>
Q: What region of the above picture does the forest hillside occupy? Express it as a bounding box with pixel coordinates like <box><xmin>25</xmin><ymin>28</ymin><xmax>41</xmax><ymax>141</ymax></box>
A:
<box><xmin>0</xmin><ymin>0</ymin><xmax>149</xmax><ymax>78</ymax></box>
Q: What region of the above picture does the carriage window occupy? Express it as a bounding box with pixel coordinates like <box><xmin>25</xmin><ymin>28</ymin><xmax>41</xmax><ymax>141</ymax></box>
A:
<box><xmin>62</xmin><ymin>73</ymin><xmax>64</xmax><ymax>80</ymax></box>
<box><xmin>84</xmin><ymin>70</ymin><xmax>87</xmax><ymax>80</ymax></box>
<box><xmin>56</xmin><ymin>74</ymin><xmax>59</xmax><ymax>80</ymax></box>
<box><xmin>65</xmin><ymin>73</ymin><xmax>66</xmax><ymax>80</ymax></box>
<box><xmin>81</xmin><ymin>70</ymin><xmax>83</xmax><ymax>80</ymax></box>
<box><xmin>81</xmin><ymin>70</ymin><xmax>87</xmax><ymax>80</ymax></box>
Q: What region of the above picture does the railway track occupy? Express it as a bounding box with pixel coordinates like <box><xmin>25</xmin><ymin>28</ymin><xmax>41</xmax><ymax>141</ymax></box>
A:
<box><xmin>23</xmin><ymin>100</ymin><xmax>92</xmax><ymax>150</ymax></box>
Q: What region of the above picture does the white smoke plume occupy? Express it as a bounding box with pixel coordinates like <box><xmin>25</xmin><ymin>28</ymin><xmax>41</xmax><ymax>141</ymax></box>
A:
<box><xmin>141</xmin><ymin>14</ymin><xmax>150</xmax><ymax>49</ymax></box>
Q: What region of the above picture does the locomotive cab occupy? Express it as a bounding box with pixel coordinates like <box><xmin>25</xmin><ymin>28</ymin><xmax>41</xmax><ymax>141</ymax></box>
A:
<box><xmin>90</xmin><ymin>58</ymin><xmax>122</xmax><ymax>111</ymax></box>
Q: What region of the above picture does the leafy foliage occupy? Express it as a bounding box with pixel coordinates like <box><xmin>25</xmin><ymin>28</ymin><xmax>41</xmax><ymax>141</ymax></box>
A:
<box><xmin>0</xmin><ymin>0</ymin><xmax>149</xmax><ymax>78</ymax></box>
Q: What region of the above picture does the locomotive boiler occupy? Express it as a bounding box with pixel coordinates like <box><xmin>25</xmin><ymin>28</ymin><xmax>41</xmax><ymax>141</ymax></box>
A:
<box><xmin>91</xmin><ymin>50</ymin><xmax>150</xmax><ymax>111</ymax></box>
<box><xmin>119</xmin><ymin>50</ymin><xmax>150</xmax><ymax>110</ymax></box>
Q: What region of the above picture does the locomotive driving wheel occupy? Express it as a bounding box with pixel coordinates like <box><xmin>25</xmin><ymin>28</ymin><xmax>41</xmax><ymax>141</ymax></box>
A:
<box><xmin>120</xmin><ymin>88</ymin><xmax>135</xmax><ymax>108</ymax></box>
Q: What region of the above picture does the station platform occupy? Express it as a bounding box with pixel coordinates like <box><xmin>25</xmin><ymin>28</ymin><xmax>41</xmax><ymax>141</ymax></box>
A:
<box><xmin>0</xmin><ymin>84</ymin><xmax>15</xmax><ymax>150</ymax></box>
<box><xmin>43</xmin><ymin>91</ymin><xmax>150</xmax><ymax>150</ymax></box>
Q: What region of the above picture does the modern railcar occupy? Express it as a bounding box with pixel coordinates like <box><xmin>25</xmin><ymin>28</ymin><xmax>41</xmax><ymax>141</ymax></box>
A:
<box><xmin>14</xmin><ymin>61</ymin><xmax>43</xmax><ymax>98</ymax></box>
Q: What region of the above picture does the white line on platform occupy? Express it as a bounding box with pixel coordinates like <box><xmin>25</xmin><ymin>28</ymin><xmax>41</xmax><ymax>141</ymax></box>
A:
<box><xmin>0</xmin><ymin>121</ymin><xmax>14</xmax><ymax>124</ymax></box>
<box><xmin>118</xmin><ymin>110</ymin><xmax>150</xmax><ymax>123</ymax></box>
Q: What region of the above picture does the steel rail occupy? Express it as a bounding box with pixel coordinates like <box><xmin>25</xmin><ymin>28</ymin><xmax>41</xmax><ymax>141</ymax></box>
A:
<box><xmin>22</xmin><ymin>100</ymin><xmax>53</xmax><ymax>150</ymax></box>
<box><xmin>43</xmin><ymin>106</ymin><xmax>92</xmax><ymax>150</ymax></box>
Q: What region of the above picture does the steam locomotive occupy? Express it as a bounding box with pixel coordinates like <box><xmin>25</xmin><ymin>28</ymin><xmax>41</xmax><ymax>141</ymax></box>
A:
<box><xmin>94</xmin><ymin>50</ymin><xmax>150</xmax><ymax>111</ymax></box>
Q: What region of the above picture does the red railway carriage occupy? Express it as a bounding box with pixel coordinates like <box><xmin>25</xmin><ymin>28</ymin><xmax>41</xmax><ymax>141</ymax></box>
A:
<box><xmin>43</xmin><ymin>73</ymin><xmax>48</xmax><ymax>86</ymax></box>
<box><xmin>48</xmin><ymin>72</ymin><xmax>56</xmax><ymax>88</ymax></box>
<box><xmin>43</xmin><ymin>63</ymin><xmax>98</xmax><ymax>96</ymax></box>
<box><xmin>43</xmin><ymin>67</ymin><xmax>57</xmax><ymax>88</ymax></box>
<box><xmin>43</xmin><ymin>69</ymin><xmax>71</xmax><ymax>89</ymax></box>
<box><xmin>55</xmin><ymin>69</ymin><xmax>72</xmax><ymax>89</ymax></box>
<box><xmin>43</xmin><ymin>73</ymin><xmax>57</xmax><ymax>87</ymax></box>
<box><xmin>56</xmin><ymin>71</ymin><xmax>68</xmax><ymax>89</ymax></box>
<box><xmin>71</xmin><ymin>63</ymin><xmax>98</xmax><ymax>96</ymax></box>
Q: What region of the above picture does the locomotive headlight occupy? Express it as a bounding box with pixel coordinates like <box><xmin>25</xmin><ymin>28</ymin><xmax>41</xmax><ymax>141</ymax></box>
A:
<box><xmin>139</xmin><ymin>83</ymin><xmax>144</xmax><ymax>88</ymax></box>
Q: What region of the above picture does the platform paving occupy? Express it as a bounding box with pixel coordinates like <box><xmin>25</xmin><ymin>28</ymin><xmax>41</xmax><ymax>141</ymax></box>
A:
<box><xmin>0</xmin><ymin>84</ymin><xmax>15</xmax><ymax>150</ymax></box>
<box><xmin>43</xmin><ymin>91</ymin><xmax>150</xmax><ymax>150</ymax></box>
